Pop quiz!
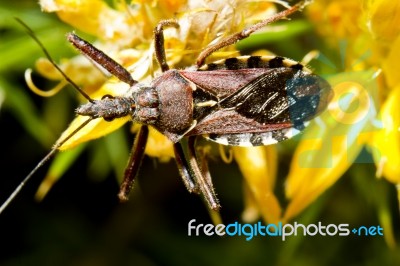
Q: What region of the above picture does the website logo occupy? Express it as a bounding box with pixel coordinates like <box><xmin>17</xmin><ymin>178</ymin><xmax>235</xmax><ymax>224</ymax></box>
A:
<box><xmin>188</xmin><ymin>219</ymin><xmax>383</xmax><ymax>241</ymax></box>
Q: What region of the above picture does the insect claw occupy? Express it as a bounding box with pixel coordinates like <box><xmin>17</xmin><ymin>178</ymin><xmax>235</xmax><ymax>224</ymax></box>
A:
<box><xmin>210</xmin><ymin>202</ymin><xmax>221</xmax><ymax>211</ymax></box>
<box><xmin>118</xmin><ymin>190</ymin><xmax>131</xmax><ymax>203</ymax></box>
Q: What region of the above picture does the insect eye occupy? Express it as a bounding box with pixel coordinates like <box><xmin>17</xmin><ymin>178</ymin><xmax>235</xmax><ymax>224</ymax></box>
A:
<box><xmin>101</xmin><ymin>94</ymin><xmax>115</xmax><ymax>100</ymax></box>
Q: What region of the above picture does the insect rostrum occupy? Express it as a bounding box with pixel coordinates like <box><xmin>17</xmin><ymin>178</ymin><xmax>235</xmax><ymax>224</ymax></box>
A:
<box><xmin>1</xmin><ymin>1</ymin><xmax>332</xmax><ymax>214</ymax></box>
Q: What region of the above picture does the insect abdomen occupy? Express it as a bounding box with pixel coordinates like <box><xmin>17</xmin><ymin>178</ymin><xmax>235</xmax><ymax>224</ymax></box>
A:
<box><xmin>198</xmin><ymin>55</ymin><xmax>309</xmax><ymax>72</ymax></box>
<box><xmin>206</xmin><ymin>125</ymin><xmax>306</xmax><ymax>147</ymax></box>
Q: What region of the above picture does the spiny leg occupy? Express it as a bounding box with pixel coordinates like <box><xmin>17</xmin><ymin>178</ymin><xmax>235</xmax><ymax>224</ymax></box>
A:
<box><xmin>188</xmin><ymin>136</ymin><xmax>220</xmax><ymax>211</ymax></box>
<box><xmin>67</xmin><ymin>33</ymin><xmax>137</xmax><ymax>86</ymax></box>
<box><xmin>153</xmin><ymin>19</ymin><xmax>180</xmax><ymax>72</ymax></box>
<box><xmin>197</xmin><ymin>145</ymin><xmax>214</xmax><ymax>194</ymax></box>
<box><xmin>118</xmin><ymin>125</ymin><xmax>149</xmax><ymax>202</ymax></box>
<box><xmin>197</xmin><ymin>147</ymin><xmax>223</xmax><ymax>222</ymax></box>
<box><xmin>173</xmin><ymin>142</ymin><xmax>199</xmax><ymax>193</ymax></box>
<box><xmin>196</xmin><ymin>0</ymin><xmax>311</xmax><ymax>67</ymax></box>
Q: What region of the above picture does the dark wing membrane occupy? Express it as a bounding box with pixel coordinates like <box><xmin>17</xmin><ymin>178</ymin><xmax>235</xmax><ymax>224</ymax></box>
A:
<box><xmin>219</xmin><ymin>67</ymin><xmax>331</xmax><ymax>126</ymax></box>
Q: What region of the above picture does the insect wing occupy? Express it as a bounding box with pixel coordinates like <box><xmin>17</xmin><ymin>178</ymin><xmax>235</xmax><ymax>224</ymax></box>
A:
<box><xmin>218</xmin><ymin>67</ymin><xmax>331</xmax><ymax>125</ymax></box>
<box><xmin>182</xmin><ymin>57</ymin><xmax>332</xmax><ymax>146</ymax></box>
<box><xmin>180</xmin><ymin>68</ymin><xmax>274</xmax><ymax>98</ymax></box>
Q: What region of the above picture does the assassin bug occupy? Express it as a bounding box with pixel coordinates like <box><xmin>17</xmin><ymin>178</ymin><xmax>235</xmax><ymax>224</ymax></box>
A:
<box><xmin>0</xmin><ymin>0</ymin><xmax>332</xmax><ymax>213</ymax></box>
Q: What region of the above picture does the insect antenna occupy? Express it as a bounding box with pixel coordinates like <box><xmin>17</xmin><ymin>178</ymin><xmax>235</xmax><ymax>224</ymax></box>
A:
<box><xmin>1</xmin><ymin>19</ymin><xmax>101</xmax><ymax>214</ymax></box>
<box><xmin>0</xmin><ymin>117</ymin><xmax>94</xmax><ymax>214</ymax></box>
<box><xmin>14</xmin><ymin>18</ymin><xmax>95</xmax><ymax>103</ymax></box>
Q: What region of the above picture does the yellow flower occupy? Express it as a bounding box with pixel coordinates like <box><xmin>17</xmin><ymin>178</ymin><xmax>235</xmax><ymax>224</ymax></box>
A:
<box><xmin>233</xmin><ymin>146</ymin><xmax>280</xmax><ymax>224</ymax></box>
<box><xmin>371</xmin><ymin>85</ymin><xmax>400</xmax><ymax>184</ymax></box>
<box><xmin>40</xmin><ymin>0</ymin><xmax>138</xmax><ymax>45</ymax></box>
<box><xmin>286</xmin><ymin>0</ymin><xmax>400</xmax><ymax>247</ymax></box>
<box><xmin>364</xmin><ymin>0</ymin><xmax>400</xmax><ymax>44</ymax></box>
<box><xmin>365</xmin><ymin>1</ymin><xmax>400</xmax><ymax>188</ymax></box>
<box><xmin>284</xmin><ymin>71</ymin><xmax>378</xmax><ymax>221</ymax></box>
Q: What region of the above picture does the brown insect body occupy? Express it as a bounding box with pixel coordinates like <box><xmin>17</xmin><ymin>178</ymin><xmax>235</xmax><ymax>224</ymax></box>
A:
<box><xmin>77</xmin><ymin>57</ymin><xmax>331</xmax><ymax>145</ymax></box>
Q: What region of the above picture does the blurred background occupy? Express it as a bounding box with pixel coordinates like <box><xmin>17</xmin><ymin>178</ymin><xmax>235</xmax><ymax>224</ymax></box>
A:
<box><xmin>1</xmin><ymin>0</ymin><xmax>400</xmax><ymax>265</ymax></box>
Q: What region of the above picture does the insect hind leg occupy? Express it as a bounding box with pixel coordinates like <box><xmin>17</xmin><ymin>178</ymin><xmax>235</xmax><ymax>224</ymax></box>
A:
<box><xmin>173</xmin><ymin>138</ymin><xmax>220</xmax><ymax>211</ymax></box>
<box><xmin>196</xmin><ymin>0</ymin><xmax>311</xmax><ymax>67</ymax></box>
<box><xmin>187</xmin><ymin>136</ymin><xmax>220</xmax><ymax>210</ymax></box>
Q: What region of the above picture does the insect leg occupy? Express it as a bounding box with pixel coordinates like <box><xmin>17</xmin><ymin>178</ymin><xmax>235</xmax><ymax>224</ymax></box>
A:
<box><xmin>67</xmin><ymin>33</ymin><xmax>138</xmax><ymax>86</ymax></box>
<box><xmin>196</xmin><ymin>0</ymin><xmax>311</xmax><ymax>66</ymax></box>
<box><xmin>153</xmin><ymin>20</ymin><xmax>180</xmax><ymax>72</ymax></box>
<box><xmin>118</xmin><ymin>125</ymin><xmax>149</xmax><ymax>202</ymax></box>
<box><xmin>187</xmin><ymin>136</ymin><xmax>220</xmax><ymax>211</ymax></box>
<box><xmin>173</xmin><ymin>142</ymin><xmax>199</xmax><ymax>194</ymax></box>
<box><xmin>197</xmin><ymin>144</ymin><xmax>215</xmax><ymax>194</ymax></box>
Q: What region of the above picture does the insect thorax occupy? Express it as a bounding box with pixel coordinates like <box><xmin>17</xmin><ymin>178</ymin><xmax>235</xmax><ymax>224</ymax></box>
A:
<box><xmin>146</xmin><ymin>70</ymin><xmax>195</xmax><ymax>142</ymax></box>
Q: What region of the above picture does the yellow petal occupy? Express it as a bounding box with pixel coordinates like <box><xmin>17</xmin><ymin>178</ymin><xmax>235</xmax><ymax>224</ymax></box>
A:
<box><xmin>364</xmin><ymin>0</ymin><xmax>400</xmax><ymax>43</ymax></box>
<box><xmin>40</xmin><ymin>0</ymin><xmax>110</xmax><ymax>35</ymax></box>
<box><xmin>306</xmin><ymin>0</ymin><xmax>363</xmax><ymax>42</ymax></box>
<box><xmin>233</xmin><ymin>145</ymin><xmax>281</xmax><ymax>224</ymax></box>
<box><xmin>58</xmin><ymin>115</ymin><xmax>129</xmax><ymax>151</ymax></box>
<box><xmin>145</xmin><ymin>127</ymin><xmax>174</xmax><ymax>162</ymax></box>
<box><xmin>241</xmin><ymin>182</ymin><xmax>262</xmax><ymax>223</ymax></box>
<box><xmin>382</xmin><ymin>35</ymin><xmax>400</xmax><ymax>88</ymax></box>
<box><xmin>35</xmin><ymin>56</ymin><xmax>107</xmax><ymax>91</ymax></box>
<box><xmin>369</xmin><ymin>85</ymin><xmax>400</xmax><ymax>183</ymax></box>
<box><xmin>40</xmin><ymin>0</ymin><xmax>134</xmax><ymax>44</ymax></box>
<box><xmin>156</xmin><ymin>0</ymin><xmax>187</xmax><ymax>14</ymax></box>
<box><xmin>284</xmin><ymin>70</ymin><xmax>378</xmax><ymax>221</ymax></box>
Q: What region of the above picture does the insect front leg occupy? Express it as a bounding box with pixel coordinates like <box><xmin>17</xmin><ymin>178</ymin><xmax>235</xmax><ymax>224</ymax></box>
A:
<box><xmin>67</xmin><ymin>33</ymin><xmax>137</xmax><ymax>86</ymax></box>
<box><xmin>153</xmin><ymin>19</ymin><xmax>180</xmax><ymax>72</ymax></box>
<box><xmin>118</xmin><ymin>125</ymin><xmax>149</xmax><ymax>202</ymax></box>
